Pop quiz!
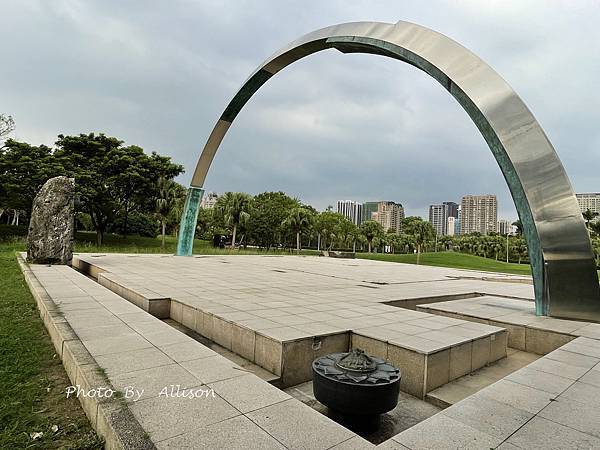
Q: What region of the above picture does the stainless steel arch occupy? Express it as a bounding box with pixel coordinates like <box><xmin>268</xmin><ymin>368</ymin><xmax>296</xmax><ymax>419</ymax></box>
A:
<box><xmin>177</xmin><ymin>20</ymin><xmax>600</xmax><ymax>321</ymax></box>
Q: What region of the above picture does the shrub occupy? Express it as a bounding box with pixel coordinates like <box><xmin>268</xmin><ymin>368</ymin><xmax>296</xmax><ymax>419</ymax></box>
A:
<box><xmin>107</xmin><ymin>213</ymin><xmax>158</xmax><ymax>238</ymax></box>
<box><xmin>0</xmin><ymin>224</ymin><xmax>28</xmax><ymax>241</ymax></box>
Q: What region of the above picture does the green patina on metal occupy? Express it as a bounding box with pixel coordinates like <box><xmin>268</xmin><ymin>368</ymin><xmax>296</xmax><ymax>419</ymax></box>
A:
<box><xmin>176</xmin><ymin>187</ymin><xmax>204</xmax><ymax>256</ymax></box>
<box><xmin>221</xmin><ymin>69</ymin><xmax>274</xmax><ymax>123</ymax></box>
<box><xmin>328</xmin><ymin>36</ymin><xmax>545</xmax><ymax>314</ymax></box>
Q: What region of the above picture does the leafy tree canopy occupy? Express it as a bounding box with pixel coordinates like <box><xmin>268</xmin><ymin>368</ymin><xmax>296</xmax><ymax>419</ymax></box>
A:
<box><xmin>247</xmin><ymin>191</ymin><xmax>299</xmax><ymax>248</ymax></box>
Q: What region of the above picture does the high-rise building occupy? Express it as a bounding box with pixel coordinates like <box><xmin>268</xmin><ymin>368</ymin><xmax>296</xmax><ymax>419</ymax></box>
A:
<box><xmin>428</xmin><ymin>201</ymin><xmax>459</xmax><ymax>235</ymax></box>
<box><xmin>200</xmin><ymin>192</ymin><xmax>219</xmax><ymax>209</ymax></box>
<box><xmin>374</xmin><ymin>201</ymin><xmax>405</xmax><ymax>233</ymax></box>
<box><xmin>460</xmin><ymin>195</ymin><xmax>498</xmax><ymax>235</ymax></box>
<box><xmin>447</xmin><ymin>216</ymin><xmax>456</xmax><ymax>236</ymax></box>
<box><xmin>336</xmin><ymin>200</ymin><xmax>362</xmax><ymax>225</ymax></box>
<box><xmin>444</xmin><ymin>202</ymin><xmax>459</xmax><ymax>221</ymax></box>
<box><xmin>361</xmin><ymin>201</ymin><xmax>405</xmax><ymax>232</ymax></box>
<box><xmin>429</xmin><ymin>204</ymin><xmax>446</xmax><ymax>235</ymax></box>
<box><xmin>497</xmin><ymin>219</ymin><xmax>514</xmax><ymax>235</ymax></box>
<box><xmin>361</xmin><ymin>202</ymin><xmax>379</xmax><ymax>224</ymax></box>
<box><xmin>576</xmin><ymin>193</ymin><xmax>600</xmax><ymax>216</ymax></box>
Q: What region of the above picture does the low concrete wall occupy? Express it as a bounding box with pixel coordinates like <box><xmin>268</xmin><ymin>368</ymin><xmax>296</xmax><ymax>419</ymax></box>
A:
<box><xmin>417</xmin><ymin>306</ymin><xmax>575</xmax><ymax>354</ymax></box>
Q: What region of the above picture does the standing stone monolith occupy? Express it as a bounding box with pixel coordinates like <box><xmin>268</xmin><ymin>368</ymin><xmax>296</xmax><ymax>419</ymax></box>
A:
<box><xmin>27</xmin><ymin>176</ymin><xmax>75</xmax><ymax>264</ymax></box>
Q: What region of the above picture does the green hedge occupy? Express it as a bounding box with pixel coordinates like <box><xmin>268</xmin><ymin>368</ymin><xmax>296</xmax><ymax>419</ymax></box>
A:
<box><xmin>0</xmin><ymin>224</ymin><xmax>28</xmax><ymax>241</ymax></box>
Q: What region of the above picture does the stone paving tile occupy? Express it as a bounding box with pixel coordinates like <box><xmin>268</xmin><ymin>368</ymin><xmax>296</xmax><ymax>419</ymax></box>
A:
<box><xmin>158</xmin><ymin>340</ymin><xmax>218</xmax><ymax>363</ymax></box>
<box><xmin>392</xmin><ymin>413</ymin><xmax>502</xmax><ymax>450</ymax></box>
<box><xmin>495</xmin><ymin>443</ymin><xmax>521</xmax><ymax>450</ymax></box>
<box><xmin>155</xmin><ymin>415</ymin><xmax>285</xmax><ymax>449</ymax></box>
<box><xmin>539</xmin><ymin>395</ymin><xmax>600</xmax><ymax>439</ymax></box>
<box><xmin>82</xmin><ymin>333</ymin><xmax>153</xmax><ymax>356</ymax></box>
<box><xmin>579</xmin><ymin>369</ymin><xmax>600</xmax><ymax>388</ymax></box>
<box><xmin>441</xmin><ymin>394</ymin><xmax>533</xmax><ymax>440</ymax></box>
<box><xmin>72</xmin><ymin>323</ymin><xmax>135</xmax><ymax>341</ymax></box>
<box><xmin>142</xmin><ymin>329</ymin><xmax>191</xmax><ymax>347</ymax></box>
<box><xmin>246</xmin><ymin>399</ymin><xmax>355</xmax><ymax>450</ymax></box>
<box><xmin>329</xmin><ymin>436</ymin><xmax>376</xmax><ymax>449</ymax></box>
<box><xmin>129</xmin><ymin>389</ymin><xmax>240</xmax><ymax>442</ymax></box>
<box><xmin>182</xmin><ymin>355</ymin><xmax>249</xmax><ymax>383</ymax></box>
<box><xmin>95</xmin><ymin>347</ymin><xmax>174</xmax><ymax>376</ymax></box>
<box><xmin>559</xmin><ymin>381</ymin><xmax>600</xmax><ymax>407</ymax></box>
<box><xmin>477</xmin><ymin>379</ymin><xmax>554</xmax><ymax>414</ymax></box>
<box><xmin>525</xmin><ymin>357</ymin><xmax>591</xmax><ymax>380</ymax></box>
<box><xmin>504</xmin><ymin>367</ymin><xmax>575</xmax><ymax>395</ymax></box>
<box><xmin>259</xmin><ymin>326</ymin><xmax>313</xmax><ymax>342</ymax></box>
<box><xmin>544</xmin><ymin>349</ymin><xmax>600</xmax><ymax>369</ymax></box>
<box><xmin>208</xmin><ymin>373</ymin><xmax>290</xmax><ymax>413</ymax></box>
<box><xmin>111</xmin><ymin>363</ymin><xmax>202</xmax><ymax>401</ymax></box>
<box><xmin>561</xmin><ymin>337</ymin><xmax>600</xmax><ymax>358</ymax></box>
<box><xmin>505</xmin><ymin>416</ymin><xmax>600</xmax><ymax>449</ymax></box>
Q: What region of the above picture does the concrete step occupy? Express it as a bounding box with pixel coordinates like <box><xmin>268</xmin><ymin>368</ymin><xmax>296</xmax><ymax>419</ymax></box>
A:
<box><xmin>425</xmin><ymin>347</ymin><xmax>540</xmax><ymax>408</ymax></box>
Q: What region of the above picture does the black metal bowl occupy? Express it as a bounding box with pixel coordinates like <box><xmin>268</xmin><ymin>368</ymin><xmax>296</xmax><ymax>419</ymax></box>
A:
<box><xmin>312</xmin><ymin>350</ymin><xmax>401</xmax><ymax>417</ymax></box>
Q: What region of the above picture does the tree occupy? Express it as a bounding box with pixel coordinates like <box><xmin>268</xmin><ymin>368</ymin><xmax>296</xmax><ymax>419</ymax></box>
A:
<box><xmin>54</xmin><ymin>133</ymin><xmax>183</xmax><ymax>245</ymax></box>
<box><xmin>167</xmin><ymin>183</ymin><xmax>187</xmax><ymax>238</ymax></box>
<box><xmin>402</xmin><ymin>217</ymin><xmax>435</xmax><ymax>264</ymax></box>
<box><xmin>0</xmin><ymin>140</ymin><xmax>65</xmax><ymax>220</ymax></box>
<box><xmin>582</xmin><ymin>209</ymin><xmax>598</xmax><ymax>231</ymax></box>
<box><xmin>282</xmin><ymin>207</ymin><xmax>314</xmax><ymax>252</ymax></box>
<box><xmin>155</xmin><ymin>177</ymin><xmax>178</xmax><ymax>249</ymax></box>
<box><xmin>0</xmin><ymin>114</ymin><xmax>15</xmax><ymax>148</ymax></box>
<box><xmin>384</xmin><ymin>229</ymin><xmax>400</xmax><ymax>253</ymax></box>
<box><xmin>359</xmin><ymin>220</ymin><xmax>384</xmax><ymax>253</ymax></box>
<box><xmin>336</xmin><ymin>217</ymin><xmax>357</xmax><ymax>250</ymax></box>
<box><xmin>247</xmin><ymin>192</ymin><xmax>299</xmax><ymax>249</ymax></box>
<box><xmin>215</xmin><ymin>192</ymin><xmax>252</xmax><ymax>248</ymax></box>
<box><xmin>112</xmin><ymin>147</ymin><xmax>184</xmax><ymax>235</ymax></box>
<box><xmin>590</xmin><ymin>220</ymin><xmax>600</xmax><ymax>237</ymax></box>
<box><xmin>316</xmin><ymin>211</ymin><xmax>345</xmax><ymax>250</ymax></box>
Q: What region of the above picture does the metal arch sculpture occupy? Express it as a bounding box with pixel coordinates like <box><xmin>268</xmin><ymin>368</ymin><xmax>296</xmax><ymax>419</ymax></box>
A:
<box><xmin>177</xmin><ymin>21</ymin><xmax>600</xmax><ymax>321</ymax></box>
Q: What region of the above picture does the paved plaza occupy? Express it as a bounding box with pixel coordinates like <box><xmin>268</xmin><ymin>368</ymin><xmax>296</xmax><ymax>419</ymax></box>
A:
<box><xmin>19</xmin><ymin>253</ymin><xmax>600</xmax><ymax>448</ymax></box>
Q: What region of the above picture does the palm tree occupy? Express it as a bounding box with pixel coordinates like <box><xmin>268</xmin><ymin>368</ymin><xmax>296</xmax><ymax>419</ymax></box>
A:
<box><xmin>403</xmin><ymin>218</ymin><xmax>435</xmax><ymax>264</ymax></box>
<box><xmin>215</xmin><ymin>192</ymin><xmax>252</xmax><ymax>248</ymax></box>
<box><xmin>282</xmin><ymin>207</ymin><xmax>313</xmax><ymax>252</ymax></box>
<box><xmin>360</xmin><ymin>220</ymin><xmax>384</xmax><ymax>253</ymax></box>
<box><xmin>385</xmin><ymin>230</ymin><xmax>399</xmax><ymax>253</ymax></box>
<box><xmin>155</xmin><ymin>177</ymin><xmax>178</xmax><ymax>249</ymax></box>
<box><xmin>167</xmin><ymin>184</ymin><xmax>187</xmax><ymax>238</ymax></box>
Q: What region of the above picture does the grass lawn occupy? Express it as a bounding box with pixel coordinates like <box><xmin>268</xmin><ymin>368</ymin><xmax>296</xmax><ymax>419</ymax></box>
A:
<box><xmin>74</xmin><ymin>231</ymin><xmax>321</xmax><ymax>256</ymax></box>
<box><xmin>357</xmin><ymin>251</ymin><xmax>532</xmax><ymax>276</ymax></box>
<box><xmin>0</xmin><ymin>240</ymin><xmax>103</xmax><ymax>449</ymax></box>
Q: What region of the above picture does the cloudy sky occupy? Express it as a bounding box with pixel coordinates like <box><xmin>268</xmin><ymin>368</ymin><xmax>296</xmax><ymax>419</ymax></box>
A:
<box><xmin>2</xmin><ymin>1</ymin><xmax>600</xmax><ymax>219</ymax></box>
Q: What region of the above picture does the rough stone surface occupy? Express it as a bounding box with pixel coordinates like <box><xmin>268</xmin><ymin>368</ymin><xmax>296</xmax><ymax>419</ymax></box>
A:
<box><xmin>27</xmin><ymin>176</ymin><xmax>74</xmax><ymax>264</ymax></box>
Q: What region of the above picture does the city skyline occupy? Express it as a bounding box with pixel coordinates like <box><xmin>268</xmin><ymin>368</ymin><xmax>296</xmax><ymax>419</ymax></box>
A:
<box><xmin>202</xmin><ymin>190</ymin><xmax>522</xmax><ymax>229</ymax></box>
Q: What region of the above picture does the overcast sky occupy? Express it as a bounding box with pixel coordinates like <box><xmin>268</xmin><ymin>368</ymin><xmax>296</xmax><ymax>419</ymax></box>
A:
<box><xmin>2</xmin><ymin>1</ymin><xmax>600</xmax><ymax>219</ymax></box>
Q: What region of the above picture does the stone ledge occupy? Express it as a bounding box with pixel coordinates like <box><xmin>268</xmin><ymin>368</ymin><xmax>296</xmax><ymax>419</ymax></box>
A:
<box><xmin>17</xmin><ymin>254</ymin><xmax>155</xmax><ymax>450</ymax></box>
<box><xmin>417</xmin><ymin>296</ymin><xmax>581</xmax><ymax>354</ymax></box>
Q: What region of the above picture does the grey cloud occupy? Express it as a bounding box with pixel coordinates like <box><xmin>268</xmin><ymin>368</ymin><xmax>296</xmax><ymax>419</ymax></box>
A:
<box><xmin>2</xmin><ymin>0</ymin><xmax>598</xmax><ymax>220</ymax></box>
